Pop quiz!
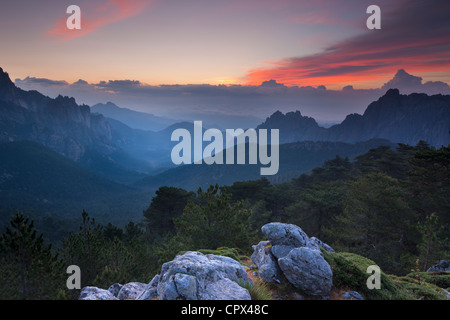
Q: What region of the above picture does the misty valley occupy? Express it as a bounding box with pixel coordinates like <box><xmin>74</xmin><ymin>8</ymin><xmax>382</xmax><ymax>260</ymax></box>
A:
<box><xmin>0</xmin><ymin>67</ymin><xmax>449</xmax><ymax>300</ymax></box>
<box><xmin>170</xmin><ymin>121</ymin><xmax>280</xmax><ymax>175</ymax></box>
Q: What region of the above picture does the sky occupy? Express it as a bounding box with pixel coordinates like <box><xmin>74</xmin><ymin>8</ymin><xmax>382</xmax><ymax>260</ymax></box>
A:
<box><xmin>1</xmin><ymin>0</ymin><xmax>450</xmax><ymax>127</ymax></box>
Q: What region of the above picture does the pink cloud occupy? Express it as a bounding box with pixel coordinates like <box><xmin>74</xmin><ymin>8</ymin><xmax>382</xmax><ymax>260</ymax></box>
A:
<box><xmin>244</xmin><ymin>1</ymin><xmax>450</xmax><ymax>88</ymax></box>
<box><xmin>48</xmin><ymin>0</ymin><xmax>152</xmax><ymax>41</ymax></box>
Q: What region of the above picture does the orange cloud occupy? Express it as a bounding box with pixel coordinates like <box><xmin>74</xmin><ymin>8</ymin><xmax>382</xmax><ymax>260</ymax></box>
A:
<box><xmin>48</xmin><ymin>0</ymin><xmax>151</xmax><ymax>41</ymax></box>
<box><xmin>244</xmin><ymin>1</ymin><xmax>450</xmax><ymax>88</ymax></box>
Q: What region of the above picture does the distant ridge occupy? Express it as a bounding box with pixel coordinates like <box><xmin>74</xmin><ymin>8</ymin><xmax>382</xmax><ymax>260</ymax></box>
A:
<box><xmin>91</xmin><ymin>102</ymin><xmax>176</xmax><ymax>131</ymax></box>
<box><xmin>258</xmin><ymin>89</ymin><xmax>450</xmax><ymax>147</ymax></box>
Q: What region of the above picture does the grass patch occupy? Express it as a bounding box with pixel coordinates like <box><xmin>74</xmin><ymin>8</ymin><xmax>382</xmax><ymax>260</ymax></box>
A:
<box><xmin>322</xmin><ymin>250</ymin><xmax>449</xmax><ymax>300</ymax></box>
<box><xmin>404</xmin><ymin>271</ymin><xmax>450</xmax><ymax>289</ymax></box>
<box><xmin>389</xmin><ymin>275</ymin><xmax>448</xmax><ymax>300</ymax></box>
<box><xmin>239</xmin><ymin>278</ymin><xmax>274</xmax><ymax>300</ymax></box>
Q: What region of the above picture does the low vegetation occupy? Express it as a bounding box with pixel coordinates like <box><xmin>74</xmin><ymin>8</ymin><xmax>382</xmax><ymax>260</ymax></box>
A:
<box><xmin>0</xmin><ymin>142</ymin><xmax>448</xmax><ymax>299</ymax></box>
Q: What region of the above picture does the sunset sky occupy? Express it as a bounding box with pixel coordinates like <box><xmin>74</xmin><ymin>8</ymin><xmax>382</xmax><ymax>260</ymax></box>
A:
<box><xmin>1</xmin><ymin>0</ymin><xmax>450</xmax><ymax>126</ymax></box>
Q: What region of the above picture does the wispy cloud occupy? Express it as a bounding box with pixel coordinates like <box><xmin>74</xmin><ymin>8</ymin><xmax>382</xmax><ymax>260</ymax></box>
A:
<box><xmin>15</xmin><ymin>69</ymin><xmax>450</xmax><ymax>128</ymax></box>
<box><xmin>244</xmin><ymin>0</ymin><xmax>450</xmax><ymax>88</ymax></box>
<box><xmin>48</xmin><ymin>0</ymin><xmax>152</xmax><ymax>41</ymax></box>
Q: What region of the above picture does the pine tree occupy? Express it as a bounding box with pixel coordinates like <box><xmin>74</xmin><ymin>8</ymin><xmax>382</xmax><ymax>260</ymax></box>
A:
<box><xmin>417</xmin><ymin>213</ymin><xmax>448</xmax><ymax>271</ymax></box>
<box><xmin>143</xmin><ymin>187</ymin><xmax>195</xmax><ymax>241</ymax></box>
<box><xmin>0</xmin><ymin>211</ymin><xmax>64</xmax><ymax>299</ymax></box>
<box><xmin>325</xmin><ymin>173</ymin><xmax>416</xmax><ymax>274</ymax></box>
<box><xmin>174</xmin><ymin>184</ymin><xmax>252</xmax><ymax>251</ymax></box>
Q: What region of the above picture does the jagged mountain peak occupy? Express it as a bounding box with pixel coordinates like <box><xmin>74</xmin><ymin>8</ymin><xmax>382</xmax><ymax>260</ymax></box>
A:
<box><xmin>0</xmin><ymin>67</ymin><xmax>18</xmax><ymax>98</ymax></box>
<box><xmin>258</xmin><ymin>89</ymin><xmax>450</xmax><ymax>147</ymax></box>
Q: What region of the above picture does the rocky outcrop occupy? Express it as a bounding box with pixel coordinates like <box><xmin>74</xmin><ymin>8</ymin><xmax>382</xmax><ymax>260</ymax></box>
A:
<box><xmin>78</xmin><ymin>251</ymin><xmax>252</xmax><ymax>300</ymax></box>
<box><xmin>78</xmin><ymin>222</ymin><xmax>338</xmax><ymax>300</ymax></box>
<box><xmin>427</xmin><ymin>260</ymin><xmax>450</xmax><ymax>272</ymax></box>
<box><xmin>117</xmin><ymin>282</ymin><xmax>147</xmax><ymax>300</ymax></box>
<box><xmin>157</xmin><ymin>251</ymin><xmax>252</xmax><ymax>300</ymax></box>
<box><xmin>278</xmin><ymin>247</ymin><xmax>333</xmax><ymax>297</ymax></box>
<box><xmin>251</xmin><ymin>241</ymin><xmax>282</xmax><ymax>283</ymax></box>
<box><xmin>79</xmin><ymin>287</ymin><xmax>118</xmax><ymax>300</ymax></box>
<box><xmin>261</xmin><ymin>222</ymin><xmax>312</xmax><ymax>249</ymax></box>
<box><xmin>135</xmin><ymin>275</ymin><xmax>159</xmax><ymax>300</ymax></box>
<box><xmin>251</xmin><ymin>222</ymin><xmax>334</xmax><ymax>298</ymax></box>
<box><xmin>342</xmin><ymin>291</ymin><xmax>364</xmax><ymax>300</ymax></box>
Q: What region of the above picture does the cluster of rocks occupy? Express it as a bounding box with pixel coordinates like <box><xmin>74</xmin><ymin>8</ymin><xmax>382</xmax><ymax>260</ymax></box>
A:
<box><xmin>251</xmin><ymin>222</ymin><xmax>335</xmax><ymax>298</ymax></box>
<box><xmin>78</xmin><ymin>222</ymin><xmax>348</xmax><ymax>300</ymax></box>
<box><xmin>79</xmin><ymin>251</ymin><xmax>252</xmax><ymax>300</ymax></box>
<box><xmin>427</xmin><ymin>260</ymin><xmax>450</xmax><ymax>273</ymax></box>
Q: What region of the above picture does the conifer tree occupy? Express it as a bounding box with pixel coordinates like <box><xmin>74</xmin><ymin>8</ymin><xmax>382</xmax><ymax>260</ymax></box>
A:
<box><xmin>0</xmin><ymin>212</ymin><xmax>64</xmax><ymax>299</ymax></box>
<box><xmin>174</xmin><ymin>184</ymin><xmax>252</xmax><ymax>251</ymax></box>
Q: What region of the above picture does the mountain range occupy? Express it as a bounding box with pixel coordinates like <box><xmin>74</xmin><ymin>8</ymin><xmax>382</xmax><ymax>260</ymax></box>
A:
<box><xmin>91</xmin><ymin>102</ymin><xmax>176</xmax><ymax>131</ymax></box>
<box><xmin>0</xmin><ymin>66</ymin><xmax>449</xmax><ymax>224</ymax></box>
<box><xmin>257</xmin><ymin>88</ymin><xmax>450</xmax><ymax>147</ymax></box>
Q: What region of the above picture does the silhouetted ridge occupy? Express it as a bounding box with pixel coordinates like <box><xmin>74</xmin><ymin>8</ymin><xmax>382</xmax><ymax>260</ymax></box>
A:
<box><xmin>261</xmin><ymin>89</ymin><xmax>450</xmax><ymax>147</ymax></box>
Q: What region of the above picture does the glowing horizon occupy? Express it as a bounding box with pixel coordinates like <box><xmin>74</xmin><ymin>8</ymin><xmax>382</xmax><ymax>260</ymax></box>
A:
<box><xmin>1</xmin><ymin>0</ymin><xmax>449</xmax><ymax>91</ymax></box>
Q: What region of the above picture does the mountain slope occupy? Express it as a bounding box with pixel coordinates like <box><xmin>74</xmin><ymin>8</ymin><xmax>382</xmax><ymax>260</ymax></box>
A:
<box><xmin>258</xmin><ymin>89</ymin><xmax>450</xmax><ymax>147</ymax></box>
<box><xmin>91</xmin><ymin>102</ymin><xmax>176</xmax><ymax>131</ymax></box>
<box><xmin>257</xmin><ymin>110</ymin><xmax>326</xmax><ymax>144</ymax></box>
<box><xmin>0</xmin><ymin>140</ymin><xmax>150</xmax><ymax>224</ymax></box>
<box><xmin>0</xmin><ymin>141</ymin><xmax>128</xmax><ymax>205</ymax></box>
<box><xmin>0</xmin><ymin>68</ymin><xmax>114</xmax><ymax>159</ymax></box>
<box><xmin>327</xmin><ymin>89</ymin><xmax>450</xmax><ymax>146</ymax></box>
<box><xmin>135</xmin><ymin>138</ymin><xmax>395</xmax><ymax>191</ymax></box>
<box><xmin>0</xmin><ymin>67</ymin><xmax>159</xmax><ymax>183</ymax></box>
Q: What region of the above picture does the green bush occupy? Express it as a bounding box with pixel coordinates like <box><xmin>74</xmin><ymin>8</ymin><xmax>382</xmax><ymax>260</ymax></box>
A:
<box><xmin>404</xmin><ymin>271</ymin><xmax>450</xmax><ymax>289</ymax></box>
<box><xmin>323</xmin><ymin>251</ymin><xmax>448</xmax><ymax>300</ymax></box>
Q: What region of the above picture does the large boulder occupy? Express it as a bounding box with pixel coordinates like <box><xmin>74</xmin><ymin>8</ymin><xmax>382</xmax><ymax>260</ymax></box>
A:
<box><xmin>157</xmin><ymin>251</ymin><xmax>252</xmax><ymax>300</ymax></box>
<box><xmin>278</xmin><ymin>246</ymin><xmax>333</xmax><ymax>298</ymax></box>
<box><xmin>251</xmin><ymin>241</ymin><xmax>282</xmax><ymax>283</ymax></box>
<box><xmin>427</xmin><ymin>260</ymin><xmax>450</xmax><ymax>272</ymax></box>
<box><xmin>79</xmin><ymin>286</ymin><xmax>118</xmax><ymax>300</ymax></box>
<box><xmin>253</xmin><ymin>222</ymin><xmax>335</xmax><ymax>297</ymax></box>
<box><xmin>252</xmin><ymin>222</ymin><xmax>334</xmax><ymax>298</ymax></box>
<box><xmin>261</xmin><ymin>222</ymin><xmax>312</xmax><ymax>248</ymax></box>
<box><xmin>136</xmin><ymin>275</ymin><xmax>159</xmax><ymax>300</ymax></box>
<box><xmin>117</xmin><ymin>282</ymin><xmax>147</xmax><ymax>300</ymax></box>
<box><xmin>107</xmin><ymin>283</ymin><xmax>122</xmax><ymax>297</ymax></box>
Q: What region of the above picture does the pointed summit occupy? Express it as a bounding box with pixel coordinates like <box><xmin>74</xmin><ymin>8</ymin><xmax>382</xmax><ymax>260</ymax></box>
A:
<box><xmin>0</xmin><ymin>67</ymin><xmax>18</xmax><ymax>99</ymax></box>
<box><xmin>0</xmin><ymin>67</ymin><xmax>12</xmax><ymax>84</ymax></box>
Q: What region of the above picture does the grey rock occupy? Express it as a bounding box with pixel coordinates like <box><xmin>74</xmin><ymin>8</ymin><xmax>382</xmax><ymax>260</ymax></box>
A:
<box><xmin>271</xmin><ymin>244</ymin><xmax>295</xmax><ymax>259</ymax></box>
<box><xmin>149</xmin><ymin>274</ymin><xmax>160</xmax><ymax>287</ymax></box>
<box><xmin>174</xmin><ymin>273</ymin><xmax>198</xmax><ymax>300</ymax></box>
<box><xmin>251</xmin><ymin>241</ymin><xmax>282</xmax><ymax>283</ymax></box>
<box><xmin>261</xmin><ymin>222</ymin><xmax>311</xmax><ymax>248</ymax></box>
<box><xmin>310</xmin><ymin>237</ymin><xmax>335</xmax><ymax>252</ymax></box>
<box><xmin>441</xmin><ymin>288</ymin><xmax>450</xmax><ymax>299</ymax></box>
<box><xmin>136</xmin><ymin>286</ymin><xmax>158</xmax><ymax>300</ymax></box>
<box><xmin>427</xmin><ymin>259</ymin><xmax>450</xmax><ymax>272</ymax></box>
<box><xmin>107</xmin><ymin>283</ymin><xmax>122</xmax><ymax>297</ymax></box>
<box><xmin>199</xmin><ymin>278</ymin><xmax>251</xmax><ymax>300</ymax></box>
<box><xmin>342</xmin><ymin>291</ymin><xmax>364</xmax><ymax>300</ymax></box>
<box><xmin>117</xmin><ymin>282</ymin><xmax>147</xmax><ymax>300</ymax></box>
<box><xmin>157</xmin><ymin>251</ymin><xmax>252</xmax><ymax>300</ymax></box>
<box><xmin>278</xmin><ymin>247</ymin><xmax>333</xmax><ymax>297</ymax></box>
<box><xmin>135</xmin><ymin>275</ymin><xmax>160</xmax><ymax>300</ymax></box>
<box><xmin>288</xmin><ymin>292</ymin><xmax>305</xmax><ymax>300</ymax></box>
<box><xmin>79</xmin><ymin>286</ymin><xmax>118</xmax><ymax>300</ymax></box>
<box><xmin>158</xmin><ymin>277</ymin><xmax>180</xmax><ymax>300</ymax></box>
